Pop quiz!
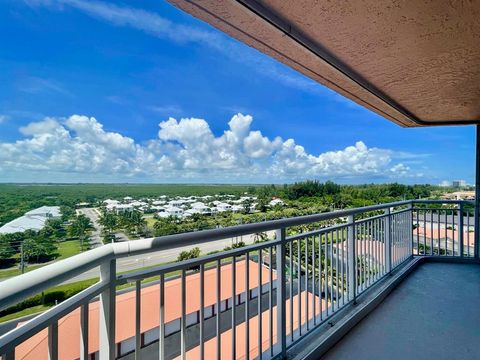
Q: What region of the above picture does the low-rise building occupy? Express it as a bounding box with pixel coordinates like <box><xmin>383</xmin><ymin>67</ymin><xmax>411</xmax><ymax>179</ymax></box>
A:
<box><xmin>0</xmin><ymin>206</ymin><xmax>61</xmax><ymax>234</ymax></box>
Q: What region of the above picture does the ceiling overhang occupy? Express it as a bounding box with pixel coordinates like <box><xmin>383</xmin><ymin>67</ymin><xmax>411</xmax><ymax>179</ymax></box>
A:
<box><xmin>168</xmin><ymin>0</ymin><xmax>480</xmax><ymax>127</ymax></box>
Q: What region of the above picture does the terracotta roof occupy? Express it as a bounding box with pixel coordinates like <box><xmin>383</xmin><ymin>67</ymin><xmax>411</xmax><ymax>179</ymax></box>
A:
<box><xmin>14</xmin><ymin>259</ymin><xmax>274</xmax><ymax>360</ymax></box>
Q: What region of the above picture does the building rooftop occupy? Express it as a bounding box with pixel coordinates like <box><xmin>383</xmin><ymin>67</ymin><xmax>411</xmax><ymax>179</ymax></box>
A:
<box><xmin>0</xmin><ymin>206</ymin><xmax>61</xmax><ymax>234</ymax></box>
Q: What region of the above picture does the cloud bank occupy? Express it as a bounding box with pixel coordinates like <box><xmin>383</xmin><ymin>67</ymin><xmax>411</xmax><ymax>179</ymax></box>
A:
<box><xmin>0</xmin><ymin>114</ymin><xmax>415</xmax><ymax>182</ymax></box>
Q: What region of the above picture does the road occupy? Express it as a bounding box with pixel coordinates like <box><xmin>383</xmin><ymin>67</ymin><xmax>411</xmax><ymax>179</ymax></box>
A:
<box><xmin>65</xmin><ymin>230</ymin><xmax>274</xmax><ymax>284</ymax></box>
<box><xmin>77</xmin><ymin>207</ymin><xmax>104</xmax><ymax>248</ymax></box>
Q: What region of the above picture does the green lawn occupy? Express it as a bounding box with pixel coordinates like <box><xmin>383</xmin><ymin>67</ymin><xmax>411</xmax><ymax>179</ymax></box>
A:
<box><xmin>0</xmin><ymin>239</ymin><xmax>84</xmax><ymax>279</ymax></box>
<box><xmin>57</xmin><ymin>239</ymin><xmax>83</xmax><ymax>260</ymax></box>
<box><xmin>144</xmin><ymin>215</ymin><xmax>156</xmax><ymax>228</ymax></box>
<box><xmin>0</xmin><ymin>304</ymin><xmax>51</xmax><ymax>323</ymax></box>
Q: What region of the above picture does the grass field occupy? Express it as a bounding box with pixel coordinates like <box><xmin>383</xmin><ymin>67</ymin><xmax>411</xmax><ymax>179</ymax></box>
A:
<box><xmin>0</xmin><ymin>239</ymin><xmax>84</xmax><ymax>279</ymax></box>
<box><xmin>144</xmin><ymin>214</ymin><xmax>156</xmax><ymax>228</ymax></box>
<box><xmin>57</xmin><ymin>239</ymin><xmax>83</xmax><ymax>259</ymax></box>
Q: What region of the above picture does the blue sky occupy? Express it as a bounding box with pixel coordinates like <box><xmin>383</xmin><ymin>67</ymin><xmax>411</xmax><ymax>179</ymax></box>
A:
<box><xmin>0</xmin><ymin>0</ymin><xmax>475</xmax><ymax>184</ymax></box>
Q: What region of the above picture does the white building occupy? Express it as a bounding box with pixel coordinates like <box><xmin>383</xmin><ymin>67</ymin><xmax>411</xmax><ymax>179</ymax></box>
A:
<box><xmin>269</xmin><ymin>198</ymin><xmax>285</xmax><ymax>207</ymax></box>
<box><xmin>231</xmin><ymin>205</ymin><xmax>244</xmax><ymax>213</ymax></box>
<box><xmin>184</xmin><ymin>208</ymin><xmax>201</xmax><ymax>217</ymax></box>
<box><xmin>0</xmin><ymin>206</ymin><xmax>61</xmax><ymax>234</ymax></box>
<box><xmin>165</xmin><ymin>206</ymin><xmax>184</xmax><ymax>218</ymax></box>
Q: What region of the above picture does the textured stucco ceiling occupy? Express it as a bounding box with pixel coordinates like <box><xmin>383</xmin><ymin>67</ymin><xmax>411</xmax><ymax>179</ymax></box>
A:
<box><xmin>169</xmin><ymin>0</ymin><xmax>480</xmax><ymax>127</ymax></box>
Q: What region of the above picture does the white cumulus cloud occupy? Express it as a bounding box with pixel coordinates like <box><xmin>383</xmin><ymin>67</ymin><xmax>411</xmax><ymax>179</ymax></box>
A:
<box><xmin>0</xmin><ymin>113</ymin><xmax>420</xmax><ymax>182</ymax></box>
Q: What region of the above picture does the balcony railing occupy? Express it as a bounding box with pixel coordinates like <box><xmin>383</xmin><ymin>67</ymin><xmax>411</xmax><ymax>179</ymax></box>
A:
<box><xmin>0</xmin><ymin>199</ymin><xmax>475</xmax><ymax>360</ymax></box>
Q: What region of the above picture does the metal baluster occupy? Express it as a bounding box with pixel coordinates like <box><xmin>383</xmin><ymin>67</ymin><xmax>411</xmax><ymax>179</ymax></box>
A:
<box><xmin>452</xmin><ymin>209</ymin><xmax>456</xmax><ymax>256</ymax></box>
<box><xmin>430</xmin><ymin>210</ymin><xmax>434</xmax><ymax>255</ymax></box>
<box><xmin>423</xmin><ymin>209</ymin><xmax>427</xmax><ymax>255</ymax></box>
<box><xmin>1</xmin><ymin>349</ymin><xmax>14</xmax><ymax>360</ymax></box>
<box><xmin>159</xmin><ymin>273</ymin><xmax>165</xmax><ymax>360</ymax></box>
<box><xmin>80</xmin><ymin>303</ymin><xmax>89</xmax><ymax>360</ymax></box>
<box><xmin>342</xmin><ymin>228</ymin><xmax>346</xmax><ymax>306</ymax></box>
<box><xmin>257</xmin><ymin>249</ymin><xmax>262</xmax><ymax>359</ymax></box>
<box><xmin>325</xmin><ymin>233</ymin><xmax>329</xmax><ymax>315</ymax></box>
<box><xmin>347</xmin><ymin>215</ymin><xmax>356</xmax><ymax>304</ymax></box>
<box><xmin>217</xmin><ymin>259</ymin><xmax>222</xmax><ymax>360</ymax></box>
<box><xmin>330</xmin><ymin>230</ymin><xmax>334</xmax><ymax>306</ymax></box>
<box><xmin>361</xmin><ymin>222</ymin><xmax>365</xmax><ymax>292</ymax></box>
<box><xmin>269</xmin><ymin>247</ymin><xmax>274</xmax><ymax>357</ymax></box>
<box><xmin>275</xmin><ymin>228</ymin><xmax>287</xmax><ymax>358</ymax></box>
<box><xmin>305</xmin><ymin>236</ymin><xmax>309</xmax><ymax>329</ymax></box>
<box><xmin>415</xmin><ymin>209</ymin><xmax>419</xmax><ymax>254</ymax></box>
<box><xmin>232</xmin><ymin>256</ymin><xmax>236</xmax><ymax>359</ymax></box>
<box><xmin>467</xmin><ymin>209</ymin><xmax>471</xmax><ymax>256</ymax></box>
<box><xmin>459</xmin><ymin>203</ymin><xmax>464</xmax><ymax>257</ymax></box>
<box><xmin>181</xmin><ymin>269</ymin><xmax>186</xmax><ymax>360</ymax></box>
<box><xmin>199</xmin><ymin>265</ymin><xmax>204</xmax><ymax>360</ymax></box>
<box><xmin>335</xmin><ymin>229</ymin><xmax>339</xmax><ymax>309</ymax></box>
<box><xmin>298</xmin><ymin>239</ymin><xmax>302</xmax><ymax>335</ymax></box>
<box><xmin>445</xmin><ymin>210</ymin><xmax>448</xmax><ymax>256</ymax></box>
<box><xmin>245</xmin><ymin>253</ymin><xmax>249</xmax><ymax>360</ymax></box>
<box><xmin>135</xmin><ymin>281</ymin><xmax>141</xmax><ymax>360</ymax></box>
<box><xmin>318</xmin><ymin>234</ymin><xmax>323</xmax><ymax>320</ymax></box>
<box><xmin>385</xmin><ymin>208</ymin><xmax>392</xmax><ymax>274</ymax></box>
<box><xmin>48</xmin><ymin>321</ymin><xmax>58</xmax><ymax>360</ymax></box>
<box><xmin>312</xmin><ymin>236</ymin><xmax>316</xmax><ymax>326</ymax></box>
<box><xmin>289</xmin><ymin>241</ymin><xmax>293</xmax><ymax>342</ymax></box>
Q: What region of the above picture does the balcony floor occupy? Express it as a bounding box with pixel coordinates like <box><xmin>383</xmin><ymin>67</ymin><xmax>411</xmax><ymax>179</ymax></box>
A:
<box><xmin>322</xmin><ymin>262</ymin><xmax>480</xmax><ymax>360</ymax></box>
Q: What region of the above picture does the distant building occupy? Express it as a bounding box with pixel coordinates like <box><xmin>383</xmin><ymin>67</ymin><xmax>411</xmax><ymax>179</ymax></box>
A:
<box><xmin>0</xmin><ymin>206</ymin><xmax>61</xmax><ymax>234</ymax></box>
<box><xmin>452</xmin><ymin>180</ymin><xmax>467</xmax><ymax>188</ymax></box>
<box><xmin>269</xmin><ymin>198</ymin><xmax>285</xmax><ymax>207</ymax></box>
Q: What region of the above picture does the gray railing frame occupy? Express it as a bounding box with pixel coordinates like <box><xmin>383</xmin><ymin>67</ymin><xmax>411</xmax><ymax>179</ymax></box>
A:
<box><xmin>0</xmin><ymin>199</ymin><xmax>475</xmax><ymax>359</ymax></box>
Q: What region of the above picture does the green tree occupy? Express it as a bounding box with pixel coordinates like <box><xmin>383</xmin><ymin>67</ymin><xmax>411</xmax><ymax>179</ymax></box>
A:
<box><xmin>68</xmin><ymin>214</ymin><xmax>92</xmax><ymax>251</ymax></box>
<box><xmin>99</xmin><ymin>212</ymin><xmax>117</xmax><ymax>243</ymax></box>
<box><xmin>177</xmin><ymin>247</ymin><xmax>201</xmax><ymax>261</ymax></box>
<box><xmin>22</xmin><ymin>236</ymin><xmax>57</xmax><ymax>263</ymax></box>
<box><xmin>0</xmin><ymin>235</ymin><xmax>15</xmax><ymax>263</ymax></box>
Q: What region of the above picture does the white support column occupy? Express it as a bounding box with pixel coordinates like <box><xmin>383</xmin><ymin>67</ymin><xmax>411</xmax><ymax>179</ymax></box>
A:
<box><xmin>99</xmin><ymin>259</ymin><xmax>116</xmax><ymax>360</ymax></box>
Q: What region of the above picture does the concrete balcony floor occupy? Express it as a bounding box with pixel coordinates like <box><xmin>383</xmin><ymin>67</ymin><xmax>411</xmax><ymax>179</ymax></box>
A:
<box><xmin>322</xmin><ymin>262</ymin><xmax>480</xmax><ymax>360</ymax></box>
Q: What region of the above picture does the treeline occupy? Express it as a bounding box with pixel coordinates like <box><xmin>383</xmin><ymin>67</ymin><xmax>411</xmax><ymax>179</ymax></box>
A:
<box><xmin>253</xmin><ymin>181</ymin><xmax>435</xmax><ymax>207</ymax></box>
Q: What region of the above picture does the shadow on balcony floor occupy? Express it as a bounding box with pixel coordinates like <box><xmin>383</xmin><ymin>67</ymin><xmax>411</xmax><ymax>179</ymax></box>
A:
<box><xmin>322</xmin><ymin>262</ymin><xmax>480</xmax><ymax>360</ymax></box>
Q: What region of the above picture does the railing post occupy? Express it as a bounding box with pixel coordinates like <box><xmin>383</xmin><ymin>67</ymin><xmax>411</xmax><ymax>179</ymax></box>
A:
<box><xmin>275</xmin><ymin>228</ymin><xmax>286</xmax><ymax>358</ymax></box>
<box><xmin>99</xmin><ymin>259</ymin><xmax>116</xmax><ymax>360</ymax></box>
<box><xmin>459</xmin><ymin>202</ymin><xmax>464</xmax><ymax>257</ymax></box>
<box><xmin>347</xmin><ymin>215</ymin><xmax>356</xmax><ymax>304</ymax></box>
<box><xmin>384</xmin><ymin>208</ymin><xmax>392</xmax><ymax>274</ymax></box>
<box><xmin>48</xmin><ymin>321</ymin><xmax>58</xmax><ymax>360</ymax></box>
<box><xmin>1</xmin><ymin>349</ymin><xmax>15</xmax><ymax>360</ymax></box>
<box><xmin>408</xmin><ymin>202</ymin><xmax>414</xmax><ymax>258</ymax></box>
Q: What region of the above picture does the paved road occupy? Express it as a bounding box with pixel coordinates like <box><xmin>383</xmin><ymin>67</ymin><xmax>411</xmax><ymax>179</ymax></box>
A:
<box><xmin>77</xmin><ymin>207</ymin><xmax>104</xmax><ymax>248</ymax></box>
<box><xmin>65</xmin><ymin>231</ymin><xmax>274</xmax><ymax>284</ymax></box>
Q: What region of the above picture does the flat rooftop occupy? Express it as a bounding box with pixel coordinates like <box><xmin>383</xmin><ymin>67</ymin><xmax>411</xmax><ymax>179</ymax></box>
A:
<box><xmin>322</xmin><ymin>262</ymin><xmax>480</xmax><ymax>360</ymax></box>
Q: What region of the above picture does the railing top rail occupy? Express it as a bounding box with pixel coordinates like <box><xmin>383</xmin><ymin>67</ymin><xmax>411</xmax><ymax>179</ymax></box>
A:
<box><xmin>0</xmin><ymin>199</ymin><xmax>460</xmax><ymax>311</ymax></box>
<box><xmin>413</xmin><ymin>199</ymin><xmax>474</xmax><ymax>205</ymax></box>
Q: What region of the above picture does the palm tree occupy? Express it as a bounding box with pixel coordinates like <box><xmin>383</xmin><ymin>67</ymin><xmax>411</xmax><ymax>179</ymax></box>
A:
<box><xmin>69</xmin><ymin>214</ymin><xmax>92</xmax><ymax>251</ymax></box>
<box><xmin>99</xmin><ymin>212</ymin><xmax>117</xmax><ymax>243</ymax></box>
<box><xmin>130</xmin><ymin>211</ymin><xmax>147</xmax><ymax>236</ymax></box>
